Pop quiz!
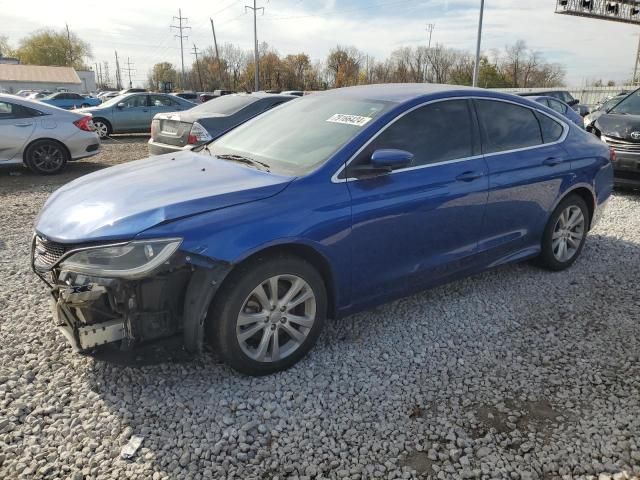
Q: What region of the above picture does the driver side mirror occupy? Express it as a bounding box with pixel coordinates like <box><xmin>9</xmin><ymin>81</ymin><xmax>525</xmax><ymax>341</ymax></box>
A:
<box><xmin>350</xmin><ymin>149</ymin><xmax>414</xmax><ymax>178</ymax></box>
<box><xmin>568</xmin><ymin>98</ymin><xmax>579</xmax><ymax>107</ymax></box>
<box><xmin>116</xmin><ymin>103</ymin><xmax>125</xmax><ymax>109</ymax></box>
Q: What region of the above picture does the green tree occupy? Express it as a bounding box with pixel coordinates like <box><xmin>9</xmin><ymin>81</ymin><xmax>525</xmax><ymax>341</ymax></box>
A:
<box><xmin>147</xmin><ymin>62</ymin><xmax>178</xmax><ymax>91</ymax></box>
<box><xmin>15</xmin><ymin>28</ymin><xmax>91</xmax><ymax>69</ymax></box>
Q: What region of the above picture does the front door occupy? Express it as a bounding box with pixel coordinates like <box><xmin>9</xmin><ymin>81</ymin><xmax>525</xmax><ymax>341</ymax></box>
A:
<box><xmin>345</xmin><ymin>99</ymin><xmax>489</xmax><ymax>306</ymax></box>
<box><xmin>112</xmin><ymin>94</ymin><xmax>150</xmax><ymax>132</ymax></box>
<box><xmin>0</xmin><ymin>100</ymin><xmax>36</xmax><ymax>161</ymax></box>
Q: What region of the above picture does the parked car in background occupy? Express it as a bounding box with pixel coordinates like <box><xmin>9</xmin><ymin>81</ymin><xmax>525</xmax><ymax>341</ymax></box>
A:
<box><xmin>98</xmin><ymin>91</ymin><xmax>120</xmax><ymax>101</ymax></box>
<box><xmin>26</xmin><ymin>91</ymin><xmax>53</xmax><ymax>100</ymax></box>
<box><xmin>281</xmin><ymin>90</ymin><xmax>304</xmax><ymax>97</ymax></box>
<box><xmin>148</xmin><ymin>93</ymin><xmax>295</xmax><ymax>155</ymax></box>
<box><xmin>172</xmin><ymin>91</ymin><xmax>201</xmax><ymax>104</ymax></box>
<box><xmin>76</xmin><ymin>92</ymin><xmax>195</xmax><ymax>138</ymax></box>
<box><xmin>119</xmin><ymin>88</ymin><xmax>147</xmax><ymax>94</ymax></box>
<box><xmin>0</xmin><ymin>94</ymin><xmax>100</xmax><ymax>174</ymax></box>
<box><xmin>40</xmin><ymin>92</ymin><xmax>101</xmax><ymax>110</ymax></box>
<box><xmin>199</xmin><ymin>90</ymin><xmax>236</xmax><ymax>103</ymax></box>
<box><xmin>585</xmin><ymin>87</ymin><xmax>640</xmax><ymax>189</ymax></box>
<box><xmin>527</xmin><ymin>95</ymin><xmax>583</xmax><ymax>127</ymax></box>
<box><xmin>519</xmin><ymin>90</ymin><xmax>589</xmax><ymax>117</ymax></box>
<box><xmin>32</xmin><ymin>84</ymin><xmax>612</xmax><ymax>375</ymax></box>
<box><xmin>16</xmin><ymin>89</ymin><xmax>37</xmax><ymax>97</ymax></box>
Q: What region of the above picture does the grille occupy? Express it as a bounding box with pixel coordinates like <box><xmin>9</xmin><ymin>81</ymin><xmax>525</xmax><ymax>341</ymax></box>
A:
<box><xmin>33</xmin><ymin>236</ymin><xmax>77</xmax><ymax>269</ymax></box>
<box><xmin>602</xmin><ymin>135</ymin><xmax>640</xmax><ymax>153</ymax></box>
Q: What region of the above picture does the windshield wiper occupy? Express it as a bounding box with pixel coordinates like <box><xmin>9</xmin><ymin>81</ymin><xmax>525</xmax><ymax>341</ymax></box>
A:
<box><xmin>214</xmin><ymin>153</ymin><xmax>271</xmax><ymax>172</ymax></box>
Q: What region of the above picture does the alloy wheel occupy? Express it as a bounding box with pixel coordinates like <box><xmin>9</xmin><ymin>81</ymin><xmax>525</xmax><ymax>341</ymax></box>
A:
<box><xmin>552</xmin><ymin>205</ymin><xmax>585</xmax><ymax>262</ymax></box>
<box><xmin>236</xmin><ymin>274</ymin><xmax>316</xmax><ymax>363</ymax></box>
<box><xmin>94</xmin><ymin>121</ymin><xmax>109</xmax><ymax>138</ymax></box>
<box><xmin>31</xmin><ymin>144</ymin><xmax>64</xmax><ymax>173</ymax></box>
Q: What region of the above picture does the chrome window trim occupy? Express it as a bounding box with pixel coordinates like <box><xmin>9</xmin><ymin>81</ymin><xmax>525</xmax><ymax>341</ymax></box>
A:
<box><xmin>331</xmin><ymin>95</ymin><xmax>570</xmax><ymax>183</ymax></box>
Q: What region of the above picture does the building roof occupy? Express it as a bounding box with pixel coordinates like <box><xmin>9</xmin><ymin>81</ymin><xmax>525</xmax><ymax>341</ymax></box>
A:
<box><xmin>0</xmin><ymin>64</ymin><xmax>81</xmax><ymax>84</ymax></box>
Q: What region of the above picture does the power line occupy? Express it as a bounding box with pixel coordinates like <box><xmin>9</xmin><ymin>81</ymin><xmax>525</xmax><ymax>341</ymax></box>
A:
<box><xmin>171</xmin><ymin>8</ymin><xmax>191</xmax><ymax>89</ymax></box>
<box><xmin>245</xmin><ymin>0</ymin><xmax>265</xmax><ymax>92</ymax></box>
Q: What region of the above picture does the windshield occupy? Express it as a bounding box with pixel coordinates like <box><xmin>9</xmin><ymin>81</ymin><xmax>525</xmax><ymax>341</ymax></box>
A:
<box><xmin>609</xmin><ymin>89</ymin><xmax>640</xmax><ymax>115</ymax></box>
<box><xmin>191</xmin><ymin>94</ymin><xmax>258</xmax><ymax>116</ymax></box>
<box><xmin>208</xmin><ymin>95</ymin><xmax>392</xmax><ymax>175</ymax></box>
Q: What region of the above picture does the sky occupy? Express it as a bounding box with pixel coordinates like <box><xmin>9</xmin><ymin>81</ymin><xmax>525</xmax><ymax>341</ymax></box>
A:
<box><xmin>0</xmin><ymin>0</ymin><xmax>636</xmax><ymax>87</ymax></box>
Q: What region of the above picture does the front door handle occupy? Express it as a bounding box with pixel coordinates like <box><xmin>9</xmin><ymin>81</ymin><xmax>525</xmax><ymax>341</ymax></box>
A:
<box><xmin>14</xmin><ymin>122</ymin><xmax>33</xmax><ymax>127</ymax></box>
<box><xmin>543</xmin><ymin>157</ymin><xmax>562</xmax><ymax>166</ymax></box>
<box><xmin>456</xmin><ymin>171</ymin><xmax>484</xmax><ymax>182</ymax></box>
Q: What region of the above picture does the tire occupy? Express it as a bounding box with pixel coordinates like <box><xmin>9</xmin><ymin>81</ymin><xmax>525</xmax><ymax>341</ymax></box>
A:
<box><xmin>208</xmin><ymin>254</ymin><xmax>327</xmax><ymax>376</ymax></box>
<box><xmin>537</xmin><ymin>194</ymin><xmax>589</xmax><ymax>271</ymax></box>
<box><xmin>24</xmin><ymin>139</ymin><xmax>69</xmax><ymax>175</ymax></box>
<box><xmin>93</xmin><ymin>119</ymin><xmax>111</xmax><ymax>139</ymax></box>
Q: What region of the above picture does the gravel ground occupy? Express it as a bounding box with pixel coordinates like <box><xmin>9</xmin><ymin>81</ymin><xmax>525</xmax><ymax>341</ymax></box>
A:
<box><xmin>0</xmin><ymin>137</ymin><xmax>639</xmax><ymax>480</ymax></box>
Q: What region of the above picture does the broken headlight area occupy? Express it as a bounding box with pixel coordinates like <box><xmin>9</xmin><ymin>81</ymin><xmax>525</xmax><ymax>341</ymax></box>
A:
<box><xmin>32</xmin><ymin>236</ymin><xmax>231</xmax><ymax>353</ymax></box>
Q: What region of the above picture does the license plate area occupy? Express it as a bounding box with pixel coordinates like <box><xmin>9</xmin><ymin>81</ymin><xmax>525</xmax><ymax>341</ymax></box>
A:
<box><xmin>161</xmin><ymin>121</ymin><xmax>180</xmax><ymax>135</ymax></box>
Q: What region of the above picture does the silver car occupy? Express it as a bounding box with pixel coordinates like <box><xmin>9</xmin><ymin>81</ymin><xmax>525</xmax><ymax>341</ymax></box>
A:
<box><xmin>0</xmin><ymin>94</ymin><xmax>100</xmax><ymax>174</ymax></box>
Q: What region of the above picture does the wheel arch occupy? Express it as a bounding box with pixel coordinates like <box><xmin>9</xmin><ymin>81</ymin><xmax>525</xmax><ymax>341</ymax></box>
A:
<box><xmin>92</xmin><ymin>117</ymin><xmax>112</xmax><ymax>134</ymax></box>
<box><xmin>22</xmin><ymin>137</ymin><xmax>71</xmax><ymax>164</ymax></box>
<box><xmin>558</xmin><ymin>184</ymin><xmax>596</xmax><ymax>229</ymax></box>
<box><xmin>224</xmin><ymin>242</ymin><xmax>338</xmax><ymax>319</ymax></box>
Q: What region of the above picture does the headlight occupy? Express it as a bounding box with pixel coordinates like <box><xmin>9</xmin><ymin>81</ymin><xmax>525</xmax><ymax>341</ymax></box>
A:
<box><xmin>60</xmin><ymin>238</ymin><xmax>182</xmax><ymax>279</ymax></box>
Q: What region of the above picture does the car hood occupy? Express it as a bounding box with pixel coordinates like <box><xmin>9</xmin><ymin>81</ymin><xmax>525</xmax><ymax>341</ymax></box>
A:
<box><xmin>35</xmin><ymin>151</ymin><xmax>294</xmax><ymax>243</ymax></box>
<box><xmin>595</xmin><ymin>113</ymin><xmax>640</xmax><ymax>140</ymax></box>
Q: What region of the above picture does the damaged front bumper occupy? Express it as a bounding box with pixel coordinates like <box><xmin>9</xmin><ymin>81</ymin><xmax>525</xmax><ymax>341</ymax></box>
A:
<box><xmin>32</xmin><ymin>236</ymin><xmax>232</xmax><ymax>354</ymax></box>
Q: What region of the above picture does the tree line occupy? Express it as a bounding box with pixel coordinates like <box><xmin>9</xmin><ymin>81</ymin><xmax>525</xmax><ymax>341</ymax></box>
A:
<box><xmin>150</xmin><ymin>39</ymin><xmax>567</xmax><ymax>92</ymax></box>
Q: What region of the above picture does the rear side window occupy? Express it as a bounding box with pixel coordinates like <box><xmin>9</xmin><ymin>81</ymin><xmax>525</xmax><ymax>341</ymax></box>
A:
<box><xmin>355</xmin><ymin>99</ymin><xmax>474</xmax><ymax>167</ymax></box>
<box><xmin>535</xmin><ymin>112</ymin><xmax>564</xmax><ymax>143</ymax></box>
<box><xmin>547</xmin><ymin>99</ymin><xmax>567</xmax><ymax>114</ymax></box>
<box><xmin>191</xmin><ymin>95</ymin><xmax>259</xmax><ymax>116</ymax></box>
<box><xmin>476</xmin><ymin>100</ymin><xmax>542</xmax><ymax>154</ymax></box>
<box><xmin>0</xmin><ymin>101</ymin><xmax>41</xmax><ymax>119</ymax></box>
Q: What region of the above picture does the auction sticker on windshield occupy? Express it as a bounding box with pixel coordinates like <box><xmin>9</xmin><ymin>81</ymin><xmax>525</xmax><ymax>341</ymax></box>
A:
<box><xmin>326</xmin><ymin>114</ymin><xmax>373</xmax><ymax>127</ymax></box>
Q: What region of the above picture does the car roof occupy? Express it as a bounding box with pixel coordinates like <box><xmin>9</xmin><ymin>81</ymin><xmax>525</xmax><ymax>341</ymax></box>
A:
<box><xmin>0</xmin><ymin>93</ymin><xmax>81</xmax><ymax>115</ymax></box>
<box><xmin>527</xmin><ymin>95</ymin><xmax>566</xmax><ymax>104</ymax></box>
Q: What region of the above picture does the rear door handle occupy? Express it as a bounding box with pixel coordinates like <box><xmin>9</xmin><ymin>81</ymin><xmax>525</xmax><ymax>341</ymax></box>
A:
<box><xmin>456</xmin><ymin>171</ymin><xmax>485</xmax><ymax>182</ymax></box>
<box><xmin>14</xmin><ymin>123</ymin><xmax>33</xmax><ymax>127</ymax></box>
<box><xmin>543</xmin><ymin>157</ymin><xmax>562</xmax><ymax>166</ymax></box>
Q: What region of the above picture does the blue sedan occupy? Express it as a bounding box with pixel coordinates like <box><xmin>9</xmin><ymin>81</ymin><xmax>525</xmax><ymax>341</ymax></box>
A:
<box><xmin>40</xmin><ymin>92</ymin><xmax>101</xmax><ymax>109</ymax></box>
<box><xmin>32</xmin><ymin>84</ymin><xmax>613</xmax><ymax>375</ymax></box>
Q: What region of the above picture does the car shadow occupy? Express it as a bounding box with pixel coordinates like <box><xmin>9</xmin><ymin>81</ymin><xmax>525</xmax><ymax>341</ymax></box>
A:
<box><xmin>0</xmin><ymin>161</ymin><xmax>110</xmax><ymax>195</ymax></box>
<box><xmin>79</xmin><ymin>231</ymin><xmax>640</xmax><ymax>477</ymax></box>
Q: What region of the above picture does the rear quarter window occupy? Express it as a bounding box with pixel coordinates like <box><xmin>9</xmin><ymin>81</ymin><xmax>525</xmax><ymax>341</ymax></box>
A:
<box><xmin>476</xmin><ymin>100</ymin><xmax>542</xmax><ymax>154</ymax></box>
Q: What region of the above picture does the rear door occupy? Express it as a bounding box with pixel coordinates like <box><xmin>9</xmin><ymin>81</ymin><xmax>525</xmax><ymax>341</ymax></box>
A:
<box><xmin>474</xmin><ymin>98</ymin><xmax>570</xmax><ymax>261</ymax></box>
<box><xmin>346</xmin><ymin>99</ymin><xmax>489</xmax><ymax>305</ymax></box>
<box><xmin>0</xmin><ymin>100</ymin><xmax>37</xmax><ymax>161</ymax></box>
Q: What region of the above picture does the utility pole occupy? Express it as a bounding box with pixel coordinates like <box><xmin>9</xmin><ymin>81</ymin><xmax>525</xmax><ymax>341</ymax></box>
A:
<box><xmin>171</xmin><ymin>9</ymin><xmax>191</xmax><ymax>90</ymax></box>
<box><xmin>472</xmin><ymin>0</ymin><xmax>485</xmax><ymax>87</ymax></box>
<box><xmin>103</xmin><ymin>62</ymin><xmax>110</xmax><ymax>88</ymax></box>
<box><xmin>210</xmin><ymin>17</ymin><xmax>223</xmax><ymax>87</ymax></box>
<box><xmin>424</xmin><ymin>23</ymin><xmax>435</xmax><ymax>83</ymax></box>
<box><xmin>245</xmin><ymin>0</ymin><xmax>265</xmax><ymax>92</ymax></box>
<box><xmin>123</xmin><ymin>57</ymin><xmax>136</xmax><ymax>88</ymax></box>
<box><xmin>191</xmin><ymin>44</ymin><xmax>204</xmax><ymax>91</ymax></box>
<box><xmin>634</xmin><ymin>32</ymin><xmax>640</xmax><ymax>85</ymax></box>
<box><xmin>114</xmin><ymin>51</ymin><xmax>123</xmax><ymax>90</ymax></box>
<box><xmin>65</xmin><ymin>23</ymin><xmax>74</xmax><ymax>67</ymax></box>
<box><xmin>97</xmin><ymin>63</ymin><xmax>103</xmax><ymax>87</ymax></box>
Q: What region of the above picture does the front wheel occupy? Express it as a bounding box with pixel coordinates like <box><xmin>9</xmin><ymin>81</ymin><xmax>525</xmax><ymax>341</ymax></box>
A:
<box><xmin>209</xmin><ymin>255</ymin><xmax>327</xmax><ymax>376</ymax></box>
<box><xmin>538</xmin><ymin>194</ymin><xmax>589</xmax><ymax>271</ymax></box>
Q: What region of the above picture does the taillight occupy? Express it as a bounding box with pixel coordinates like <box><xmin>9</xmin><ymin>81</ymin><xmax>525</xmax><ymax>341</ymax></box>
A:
<box><xmin>73</xmin><ymin>116</ymin><xmax>93</xmax><ymax>132</ymax></box>
<box><xmin>609</xmin><ymin>147</ymin><xmax>617</xmax><ymax>163</ymax></box>
<box><xmin>187</xmin><ymin>122</ymin><xmax>213</xmax><ymax>145</ymax></box>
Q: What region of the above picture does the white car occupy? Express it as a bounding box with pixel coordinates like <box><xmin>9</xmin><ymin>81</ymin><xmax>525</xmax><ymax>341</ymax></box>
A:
<box><xmin>0</xmin><ymin>94</ymin><xmax>101</xmax><ymax>174</ymax></box>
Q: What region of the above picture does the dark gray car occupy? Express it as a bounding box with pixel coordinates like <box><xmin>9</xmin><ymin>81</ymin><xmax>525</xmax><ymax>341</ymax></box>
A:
<box><xmin>148</xmin><ymin>93</ymin><xmax>295</xmax><ymax>155</ymax></box>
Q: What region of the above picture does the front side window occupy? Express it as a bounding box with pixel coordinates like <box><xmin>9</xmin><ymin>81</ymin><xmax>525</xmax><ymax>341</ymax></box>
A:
<box><xmin>209</xmin><ymin>95</ymin><xmax>392</xmax><ymax>175</ymax></box>
<box><xmin>123</xmin><ymin>95</ymin><xmax>148</xmax><ymax>108</ymax></box>
<box><xmin>476</xmin><ymin>100</ymin><xmax>542</xmax><ymax>154</ymax></box>
<box><xmin>351</xmin><ymin>100</ymin><xmax>474</xmax><ymax>169</ymax></box>
<box><xmin>609</xmin><ymin>90</ymin><xmax>640</xmax><ymax>115</ymax></box>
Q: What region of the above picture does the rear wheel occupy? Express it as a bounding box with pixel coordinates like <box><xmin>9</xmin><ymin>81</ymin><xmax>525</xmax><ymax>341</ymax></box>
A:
<box><xmin>24</xmin><ymin>140</ymin><xmax>68</xmax><ymax>175</ymax></box>
<box><xmin>538</xmin><ymin>194</ymin><xmax>589</xmax><ymax>271</ymax></box>
<box><xmin>93</xmin><ymin>119</ymin><xmax>111</xmax><ymax>138</ymax></box>
<box><xmin>209</xmin><ymin>255</ymin><xmax>327</xmax><ymax>376</ymax></box>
